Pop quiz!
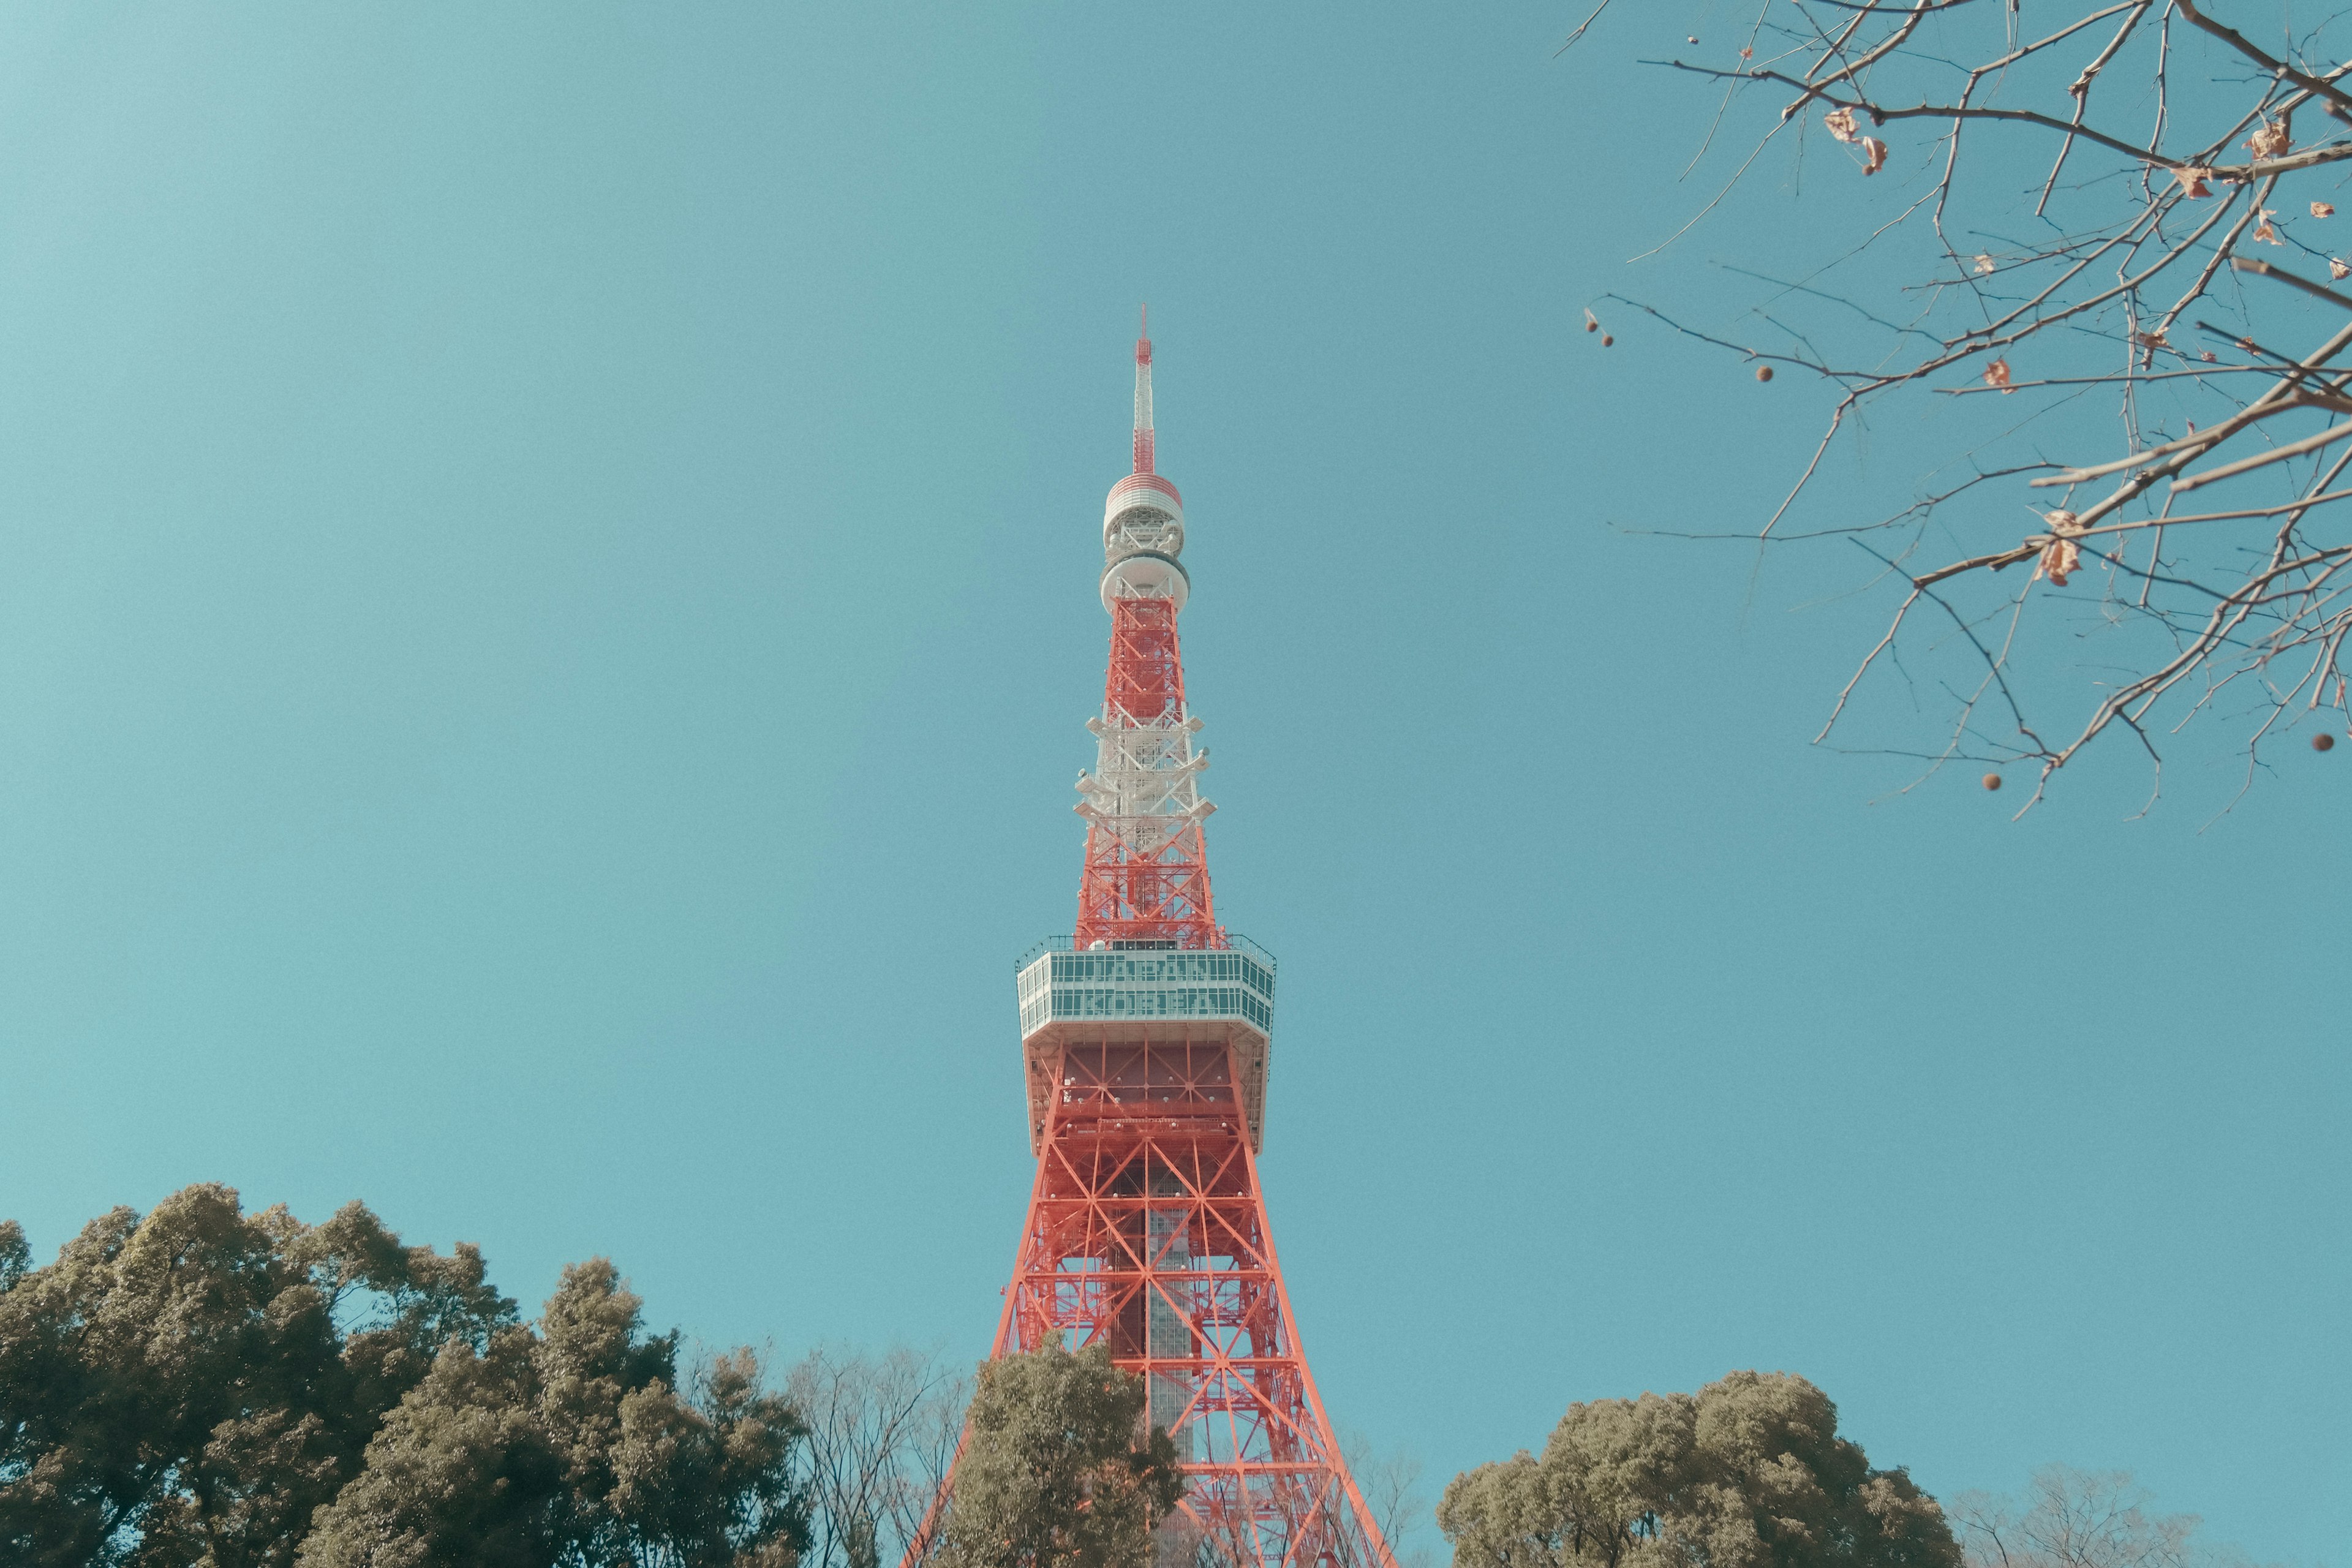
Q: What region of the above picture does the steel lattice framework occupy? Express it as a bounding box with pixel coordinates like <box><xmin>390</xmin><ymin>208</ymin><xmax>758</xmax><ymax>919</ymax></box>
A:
<box><xmin>1075</xmin><ymin>597</ymin><xmax>1218</xmax><ymax>951</ymax></box>
<box><xmin>940</xmin><ymin>319</ymin><xmax>1394</xmax><ymax>1568</ymax></box>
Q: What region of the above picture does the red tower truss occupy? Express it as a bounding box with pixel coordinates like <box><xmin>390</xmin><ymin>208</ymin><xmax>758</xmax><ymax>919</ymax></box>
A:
<box><xmin>979</xmin><ymin>322</ymin><xmax>1395</xmax><ymax>1568</ymax></box>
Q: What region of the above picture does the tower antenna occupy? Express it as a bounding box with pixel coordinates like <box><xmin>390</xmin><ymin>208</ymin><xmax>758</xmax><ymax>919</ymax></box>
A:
<box><xmin>1132</xmin><ymin>304</ymin><xmax>1155</xmax><ymax>475</ymax></box>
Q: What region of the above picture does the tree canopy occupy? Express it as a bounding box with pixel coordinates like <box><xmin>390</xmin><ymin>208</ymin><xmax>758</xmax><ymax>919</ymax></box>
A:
<box><xmin>6</xmin><ymin>1194</ymin><xmax>2264</xmax><ymax>1568</ymax></box>
<box><xmin>0</xmin><ymin>1185</ymin><xmax>806</xmax><ymax>1568</ymax></box>
<box><xmin>1438</xmin><ymin>1371</ymin><xmax>1958</xmax><ymax>1568</ymax></box>
<box><xmin>933</xmin><ymin>1343</ymin><xmax>1183</xmax><ymax>1568</ymax></box>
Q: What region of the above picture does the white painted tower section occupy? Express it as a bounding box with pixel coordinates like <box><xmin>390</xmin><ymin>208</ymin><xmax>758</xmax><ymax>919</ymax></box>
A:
<box><xmin>1073</xmin><ymin>322</ymin><xmax>1215</xmax><ymax>930</ymax></box>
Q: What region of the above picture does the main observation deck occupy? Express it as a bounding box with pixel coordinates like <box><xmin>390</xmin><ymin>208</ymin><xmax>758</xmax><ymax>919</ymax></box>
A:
<box><xmin>1015</xmin><ymin>935</ymin><xmax>1276</xmax><ymax>1153</ymax></box>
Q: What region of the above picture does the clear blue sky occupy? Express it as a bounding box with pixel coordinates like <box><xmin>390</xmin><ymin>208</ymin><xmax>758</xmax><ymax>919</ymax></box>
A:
<box><xmin>0</xmin><ymin>6</ymin><xmax>2341</xmax><ymax>1562</ymax></box>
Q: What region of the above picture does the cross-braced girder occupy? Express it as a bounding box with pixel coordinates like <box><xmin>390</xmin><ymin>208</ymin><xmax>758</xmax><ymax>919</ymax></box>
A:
<box><xmin>1076</xmin><ymin>598</ymin><xmax>1221</xmax><ymax>951</ymax></box>
<box><xmin>989</xmin><ymin>1039</ymin><xmax>1396</xmax><ymax>1568</ymax></box>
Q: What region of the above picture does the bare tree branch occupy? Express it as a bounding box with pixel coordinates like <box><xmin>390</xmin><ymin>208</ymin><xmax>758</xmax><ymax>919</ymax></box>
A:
<box><xmin>1584</xmin><ymin>1</ymin><xmax>2352</xmax><ymax>807</ymax></box>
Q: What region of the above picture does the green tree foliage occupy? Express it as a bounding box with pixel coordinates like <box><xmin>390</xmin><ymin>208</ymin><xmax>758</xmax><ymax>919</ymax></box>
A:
<box><xmin>0</xmin><ymin>1221</ymin><xmax>28</xmax><ymax>1293</ymax></box>
<box><xmin>0</xmin><ymin>1186</ymin><xmax>807</xmax><ymax>1568</ymax></box>
<box><xmin>0</xmin><ymin>1183</ymin><xmax>514</xmax><ymax>1567</ymax></box>
<box><xmin>1438</xmin><ymin>1371</ymin><xmax>1959</xmax><ymax>1568</ymax></box>
<box><xmin>935</xmin><ymin>1343</ymin><xmax>1184</xmax><ymax>1568</ymax></box>
<box><xmin>301</xmin><ymin>1258</ymin><xmax>805</xmax><ymax>1568</ymax></box>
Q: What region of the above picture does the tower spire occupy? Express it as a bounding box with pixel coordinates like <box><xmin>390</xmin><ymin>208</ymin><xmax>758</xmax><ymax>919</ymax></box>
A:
<box><xmin>1133</xmin><ymin>304</ymin><xmax>1155</xmax><ymax>475</ymax></box>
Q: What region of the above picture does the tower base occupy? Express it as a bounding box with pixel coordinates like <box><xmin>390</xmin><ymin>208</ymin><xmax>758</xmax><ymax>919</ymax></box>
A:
<box><xmin>995</xmin><ymin>1035</ymin><xmax>1393</xmax><ymax>1568</ymax></box>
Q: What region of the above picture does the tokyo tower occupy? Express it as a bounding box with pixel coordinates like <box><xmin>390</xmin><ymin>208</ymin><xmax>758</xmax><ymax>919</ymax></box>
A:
<box><xmin>983</xmin><ymin>318</ymin><xmax>1396</xmax><ymax>1568</ymax></box>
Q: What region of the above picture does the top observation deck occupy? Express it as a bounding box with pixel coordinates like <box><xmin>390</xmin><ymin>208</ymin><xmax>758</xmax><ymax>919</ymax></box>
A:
<box><xmin>1015</xmin><ymin>934</ymin><xmax>1276</xmax><ymax>1153</ymax></box>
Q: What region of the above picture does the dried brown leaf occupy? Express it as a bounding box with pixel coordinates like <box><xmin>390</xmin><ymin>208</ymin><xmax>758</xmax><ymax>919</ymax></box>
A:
<box><xmin>2034</xmin><ymin>510</ymin><xmax>2085</xmax><ymax>588</ymax></box>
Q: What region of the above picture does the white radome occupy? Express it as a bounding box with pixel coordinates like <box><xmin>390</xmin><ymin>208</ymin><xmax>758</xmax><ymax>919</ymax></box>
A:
<box><xmin>1101</xmin><ymin>472</ymin><xmax>1188</xmax><ymax>612</ymax></box>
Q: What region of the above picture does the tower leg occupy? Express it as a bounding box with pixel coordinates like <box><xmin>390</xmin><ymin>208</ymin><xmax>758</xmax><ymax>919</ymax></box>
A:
<box><xmin>990</xmin><ymin>1036</ymin><xmax>1396</xmax><ymax>1568</ymax></box>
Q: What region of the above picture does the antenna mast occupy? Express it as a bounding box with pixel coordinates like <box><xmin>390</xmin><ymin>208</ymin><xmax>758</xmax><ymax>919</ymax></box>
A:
<box><xmin>1132</xmin><ymin>304</ymin><xmax>1155</xmax><ymax>475</ymax></box>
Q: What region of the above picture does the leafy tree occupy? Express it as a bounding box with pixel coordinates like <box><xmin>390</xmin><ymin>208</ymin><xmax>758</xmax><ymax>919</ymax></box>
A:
<box><xmin>1439</xmin><ymin>1371</ymin><xmax>1959</xmax><ymax>1568</ymax></box>
<box><xmin>0</xmin><ymin>1186</ymin><xmax>807</xmax><ymax>1568</ymax></box>
<box><xmin>0</xmin><ymin>1221</ymin><xmax>28</xmax><ymax>1292</ymax></box>
<box><xmin>0</xmin><ymin>1183</ymin><xmax>513</xmax><ymax>1568</ymax></box>
<box><xmin>293</xmin><ymin>1326</ymin><xmax>559</xmax><ymax>1568</ymax></box>
<box><xmin>296</xmin><ymin>1257</ymin><xmax>807</xmax><ymax>1568</ymax></box>
<box><xmin>934</xmin><ymin>1343</ymin><xmax>1184</xmax><ymax>1568</ymax></box>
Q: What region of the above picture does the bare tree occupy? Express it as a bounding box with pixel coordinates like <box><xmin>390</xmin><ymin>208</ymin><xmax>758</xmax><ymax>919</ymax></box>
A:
<box><xmin>1575</xmin><ymin>1</ymin><xmax>2352</xmax><ymax>812</ymax></box>
<box><xmin>1950</xmin><ymin>1465</ymin><xmax>2257</xmax><ymax>1568</ymax></box>
<box><xmin>1341</xmin><ymin>1431</ymin><xmax>1436</xmax><ymax>1568</ymax></box>
<box><xmin>788</xmin><ymin>1344</ymin><xmax>972</xmax><ymax>1568</ymax></box>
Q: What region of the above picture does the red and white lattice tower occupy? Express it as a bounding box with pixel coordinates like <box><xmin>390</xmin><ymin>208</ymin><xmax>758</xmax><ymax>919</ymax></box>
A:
<box><xmin>987</xmin><ymin>318</ymin><xmax>1396</xmax><ymax>1568</ymax></box>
